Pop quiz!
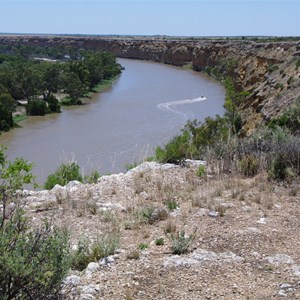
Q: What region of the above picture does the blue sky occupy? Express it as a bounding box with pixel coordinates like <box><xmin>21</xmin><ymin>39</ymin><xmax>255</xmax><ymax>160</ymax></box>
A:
<box><xmin>0</xmin><ymin>0</ymin><xmax>299</xmax><ymax>36</ymax></box>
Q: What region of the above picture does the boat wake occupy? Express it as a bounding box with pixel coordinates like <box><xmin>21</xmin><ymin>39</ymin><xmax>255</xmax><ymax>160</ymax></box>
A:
<box><xmin>157</xmin><ymin>96</ymin><xmax>207</xmax><ymax>117</ymax></box>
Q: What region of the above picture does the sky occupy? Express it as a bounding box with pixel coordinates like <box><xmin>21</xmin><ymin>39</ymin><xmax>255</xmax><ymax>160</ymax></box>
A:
<box><xmin>0</xmin><ymin>0</ymin><xmax>299</xmax><ymax>37</ymax></box>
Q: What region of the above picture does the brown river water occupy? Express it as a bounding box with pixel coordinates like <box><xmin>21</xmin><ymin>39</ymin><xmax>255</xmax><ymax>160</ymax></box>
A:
<box><xmin>0</xmin><ymin>58</ymin><xmax>225</xmax><ymax>185</ymax></box>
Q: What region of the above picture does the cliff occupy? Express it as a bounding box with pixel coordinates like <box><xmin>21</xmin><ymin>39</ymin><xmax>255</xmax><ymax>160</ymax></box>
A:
<box><xmin>1</xmin><ymin>35</ymin><xmax>300</xmax><ymax>133</ymax></box>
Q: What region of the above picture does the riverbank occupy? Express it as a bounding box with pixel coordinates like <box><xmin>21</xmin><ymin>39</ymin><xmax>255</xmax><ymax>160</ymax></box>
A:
<box><xmin>0</xmin><ymin>58</ymin><xmax>225</xmax><ymax>184</ymax></box>
<box><xmin>61</xmin><ymin>76</ymin><xmax>119</xmax><ymax>105</ymax></box>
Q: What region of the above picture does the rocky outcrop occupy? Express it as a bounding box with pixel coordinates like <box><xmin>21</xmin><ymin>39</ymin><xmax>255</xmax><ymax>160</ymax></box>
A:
<box><xmin>1</xmin><ymin>35</ymin><xmax>300</xmax><ymax>133</ymax></box>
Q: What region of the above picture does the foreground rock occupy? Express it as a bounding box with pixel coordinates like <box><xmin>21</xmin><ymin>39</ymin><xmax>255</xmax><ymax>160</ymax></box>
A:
<box><xmin>19</xmin><ymin>161</ymin><xmax>300</xmax><ymax>299</ymax></box>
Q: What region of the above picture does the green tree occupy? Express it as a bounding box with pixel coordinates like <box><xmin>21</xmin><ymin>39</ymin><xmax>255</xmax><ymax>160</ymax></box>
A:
<box><xmin>0</xmin><ymin>93</ymin><xmax>15</xmax><ymax>131</ymax></box>
<box><xmin>0</xmin><ymin>147</ymin><xmax>71</xmax><ymax>299</ymax></box>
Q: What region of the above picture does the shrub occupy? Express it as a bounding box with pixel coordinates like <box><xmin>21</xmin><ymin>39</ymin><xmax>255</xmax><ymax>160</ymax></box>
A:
<box><xmin>155</xmin><ymin>238</ymin><xmax>165</xmax><ymax>246</ymax></box>
<box><xmin>135</xmin><ymin>206</ymin><xmax>155</xmax><ymax>223</ymax></box>
<box><xmin>84</xmin><ymin>170</ymin><xmax>101</xmax><ymax>184</ymax></box>
<box><xmin>268</xmin><ymin>153</ymin><xmax>288</xmax><ymax>180</ymax></box>
<box><xmin>0</xmin><ymin>147</ymin><xmax>71</xmax><ymax>299</ymax></box>
<box><xmin>126</xmin><ymin>250</ymin><xmax>140</xmax><ymax>260</ymax></box>
<box><xmin>165</xmin><ymin>199</ymin><xmax>178</xmax><ymax>211</ymax></box>
<box><xmin>0</xmin><ymin>215</ymin><xmax>71</xmax><ymax>299</ymax></box>
<box><xmin>268</xmin><ymin>64</ymin><xmax>279</xmax><ymax>73</ymax></box>
<box><xmin>170</xmin><ymin>231</ymin><xmax>196</xmax><ymax>255</ymax></box>
<box><xmin>44</xmin><ymin>162</ymin><xmax>83</xmax><ymax>189</ymax></box>
<box><xmin>26</xmin><ymin>99</ymin><xmax>49</xmax><ymax>116</ymax></box>
<box><xmin>269</xmin><ymin>99</ymin><xmax>300</xmax><ymax>134</ymax></box>
<box><xmin>197</xmin><ymin>164</ymin><xmax>206</xmax><ymax>177</ymax></box>
<box><xmin>72</xmin><ymin>233</ymin><xmax>119</xmax><ymax>271</ymax></box>
<box><xmin>240</xmin><ymin>154</ymin><xmax>260</xmax><ymax>177</ymax></box>
<box><xmin>155</xmin><ymin>130</ymin><xmax>193</xmax><ymax>164</ymax></box>
<box><xmin>138</xmin><ymin>243</ymin><xmax>149</xmax><ymax>250</ymax></box>
<box><xmin>46</xmin><ymin>94</ymin><xmax>61</xmax><ymax>113</ymax></box>
<box><xmin>164</xmin><ymin>220</ymin><xmax>177</xmax><ymax>234</ymax></box>
<box><xmin>296</xmin><ymin>58</ymin><xmax>300</xmax><ymax>70</ymax></box>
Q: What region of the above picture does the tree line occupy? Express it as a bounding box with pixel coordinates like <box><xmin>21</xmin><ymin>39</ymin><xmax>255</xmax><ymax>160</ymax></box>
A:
<box><xmin>0</xmin><ymin>44</ymin><xmax>122</xmax><ymax>132</ymax></box>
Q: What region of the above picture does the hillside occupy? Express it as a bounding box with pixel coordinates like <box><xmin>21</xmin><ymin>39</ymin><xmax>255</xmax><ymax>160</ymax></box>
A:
<box><xmin>20</xmin><ymin>161</ymin><xmax>300</xmax><ymax>299</ymax></box>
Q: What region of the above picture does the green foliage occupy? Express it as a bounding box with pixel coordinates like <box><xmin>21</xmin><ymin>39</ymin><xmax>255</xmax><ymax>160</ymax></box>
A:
<box><xmin>268</xmin><ymin>99</ymin><xmax>300</xmax><ymax>134</ymax></box>
<box><xmin>155</xmin><ymin>238</ymin><xmax>165</xmax><ymax>246</ymax></box>
<box><xmin>71</xmin><ymin>234</ymin><xmax>119</xmax><ymax>271</ymax></box>
<box><xmin>0</xmin><ymin>147</ymin><xmax>71</xmax><ymax>299</ymax></box>
<box><xmin>44</xmin><ymin>162</ymin><xmax>83</xmax><ymax>189</ymax></box>
<box><xmin>197</xmin><ymin>164</ymin><xmax>206</xmax><ymax>177</ymax></box>
<box><xmin>268</xmin><ymin>153</ymin><xmax>288</xmax><ymax>180</ymax></box>
<box><xmin>296</xmin><ymin>58</ymin><xmax>300</xmax><ymax>70</ymax></box>
<box><xmin>170</xmin><ymin>231</ymin><xmax>196</xmax><ymax>255</ymax></box>
<box><xmin>0</xmin><ymin>45</ymin><xmax>122</xmax><ymax>110</ymax></box>
<box><xmin>268</xmin><ymin>64</ymin><xmax>279</xmax><ymax>73</ymax></box>
<box><xmin>240</xmin><ymin>155</ymin><xmax>260</xmax><ymax>177</ymax></box>
<box><xmin>155</xmin><ymin>130</ymin><xmax>194</xmax><ymax>164</ymax></box>
<box><xmin>274</xmin><ymin>83</ymin><xmax>284</xmax><ymax>90</ymax></box>
<box><xmin>138</xmin><ymin>243</ymin><xmax>149</xmax><ymax>250</ymax></box>
<box><xmin>0</xmin><ymin>93</ymin><xmax>15</xmax><ymax>131</ymax></box>
<box><xmin>84</xmin><ymin>170</ymin><xmax>101</xmax><ymax>184</ymax></box>
<box><xmin>165</xmin><ymin>199</ymin><xmax>178</xmax><ymax>211</ymax></box>
<box><xmin>46</xmin><ymin>94</ymin><xmax>61</xmax><ymax>113</ymax></box>
<box><xmin>0</xmin><ymin>215</ymin><xmax>71</xmax><ymax>299</ymax></box>
<box><xmin>287</xmin><ymin>76</ymin><xmax>294</xmax><ymax>85</ymax></box>
<box><xmin>26</xmin><ymin>99</ymin><xmax>49</xmax><ymax>116</ymax></box>
<box><xmin>125</xmin><ymin>162</ymin><xmax>139</xmax><ymax>171</ymax></box>
<box><xmin>135</xmin><ymin>206</ymin><xmax>155</xmax><ymax>223</ymax></box>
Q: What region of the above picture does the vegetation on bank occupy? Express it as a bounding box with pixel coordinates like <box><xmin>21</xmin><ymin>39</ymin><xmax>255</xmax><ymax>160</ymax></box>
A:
<box><xmin>44</xmin><ymin>162</ymin><xmax>100</xmax><ymax>190</ymax></box>
<box><xmin>0</xmin><ymin>44</ymin><xmax>122</xmax><ymax>132</ymax></box>
<box><xmin>0</xmin><ymin>147</ymin><xmax>71</xmax><ymax>299</ymax></box>
<box><xmin>155</xmin><ymin>59</ymin><xmax>300</xmax><ymax>181</ymax></box>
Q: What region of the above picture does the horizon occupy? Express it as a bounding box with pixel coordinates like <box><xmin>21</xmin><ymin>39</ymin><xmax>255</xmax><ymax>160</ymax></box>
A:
<box><xmin>0</xmin><ymin>1</ymin><xmax>299</xmax><ymax>37</ymax></box>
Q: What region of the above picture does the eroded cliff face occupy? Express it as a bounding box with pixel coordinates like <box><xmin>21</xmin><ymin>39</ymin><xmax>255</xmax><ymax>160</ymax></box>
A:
<box><xmin>1</xmin><ymin>35</ymin><xmax>300</xmax><ymax>133</ymax></box>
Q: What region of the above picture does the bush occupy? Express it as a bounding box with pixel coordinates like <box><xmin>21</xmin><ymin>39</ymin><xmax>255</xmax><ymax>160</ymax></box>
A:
<box><xmin>296</xmin><ymin>58</ymin><xmax>300</xmax><ymax>70</ymax></box>
<box><xmin>138</xmin><ymin>243</ymin><xmax>149</xmax><ymax>250</ymax></box>
<box><xmin>268</xmin><ymin>64</ymin><xmax>279</xmax><ymax>73</ymax></box>
<box><xmin>155</xmin><ymin>130</ymin><xmax>193</xmax><ymax>164</ymax></box>
<box><xmin>240</xmin><ymin>154</ymin><xmax>260</xmax><ymax>177</ymax></box>
<box><xmin>0</xmin><ymin>148</ymin><xmax>71</xmax><ymax>299</ymax></box>
<box><xmin>197</xmin><ymin>164</ymin><xmax>206</xmax><ymax>177</ymax></box>
<box><xmin>26</xmin><ymin>99</ymin><xmax>49</xmax><ymax>116</ymax></box>
<box><xmin>155</xmin><ymin>238</ymin><xmax>165</xmax><ymax>246</ymax></box>
<box><xmin>269</xmin><ymin>99</ymin><xmax>300</xmax><ymax>134</ymax></box>
<box><xmin>165</xmin><ymin>199</ymin><xmax>178</xmax><ymax>211</ymax></box>
<box><xmin>72</xmin><ymin>233</ymin><xmax>119</xmax><ymax>271</ymax></box>
<box><xmin>46</xmin><ymin>94</ymin><xmax>61</xmax><ymax>113</ymax></box>
<box><xmin>44</xmin><ymin>162</ymin><xmax>83</xmax><ymax>189</ymax></box>
<box><xmin>268</xmin><ymin>153</ymin><xmax>288</xmax><ymax>180</ymax></box>
<box><xmin>170</xmin><ymin>230</ymin><xmax>196</xmax><ymax>255</ymax></box>
<box><xmin>84</xmin><ymin>170</ymin><xmax>101</xmax><ymax>184</ymax></box>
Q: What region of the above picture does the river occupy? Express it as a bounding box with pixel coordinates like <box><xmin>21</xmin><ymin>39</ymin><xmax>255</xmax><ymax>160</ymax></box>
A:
<box><xmin>0</xmin><ymin>58</ymin><xmax>225</xmax><ymax>184</ymax></box>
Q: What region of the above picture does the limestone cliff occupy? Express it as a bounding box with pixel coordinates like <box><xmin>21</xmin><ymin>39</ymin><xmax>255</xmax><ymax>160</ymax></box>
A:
<box><xmin>1</xmin><ymin>35</ymin><xmax>300</xmax><ymax>133</ymax></box>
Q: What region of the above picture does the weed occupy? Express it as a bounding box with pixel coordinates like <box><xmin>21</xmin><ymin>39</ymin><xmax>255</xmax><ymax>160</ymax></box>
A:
<box><xmin>72</xmin><ymin>233</ymin><xmax>119</xmax><ymax>271</ymax></box>
<box><xmin>138</xmin><ymin>243</ymin><xmax>149</xmax><ymax>250</ymax></box>
<box><xmin>197</xmin><ymin>164</ymin><xmax>206</xmax><ymax>177</ymax></box>
<box><xmin>170</xmin><ymin>230</ymin><xmax>196</xmax><ymax>255</ymax></box>
<box><xmin>240</xmin><ymin>155</ymin><xmax>260</xmax><ymax>177</ymax></box>
<box><xmin>126</xmin><ymin>250</ymin><xmax>140</xmax><ymax>260</ymax></box>
<box><xmin>216</xmin><ymin>205</ymin><xmax>226</xmax><ymax>217</ymax></box>
<box><xmin>155</xmin><ymin>238</ymin><xmax>165</xmax><ymax>246</ymax></box>
<box><xmin>164</xmin><ymin>220</ymin><xmax>177</xmax><ymax>234</ymax></box>
<box><xmin>165</xmin><ymin>199</ymin><xmax>178</xmax><ymax>211</ymax></box>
